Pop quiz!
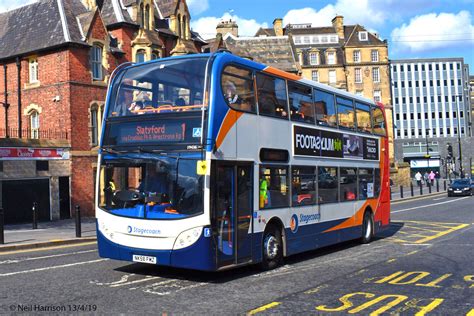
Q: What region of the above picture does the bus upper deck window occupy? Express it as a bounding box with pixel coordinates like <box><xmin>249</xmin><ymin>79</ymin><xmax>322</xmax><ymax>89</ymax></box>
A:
<box><xmin>355</xmin><ymin>102</ymin><xmax>372</xmax><ymax>133</ymax></box>
<box><xmin>256</xmin><ymin>73</ymin><xmax>289</xmax><ymax>119</ymax></box>
<box><xmin>336</xmin><ymin>97</ymin><xmax>355</xmax><ymax>130</ymax></box>
<box><xmin>314</xmin><ymin>89</ymin><xmax>337</xmax><ymax>127</ymax></box>
<box><xmin>288</xmin><ymin>82</ymin><xmax>314</xmax><ymax>124</ymax></box>
<box><xmin>221</xmin><ymin>65</ymin><xmax>256</xmax><ymax>113</ymax></box>
<box><xmin>371</xmin><ymin>107</ymin><xmax>386</xmax><ymax>136</ymax></box>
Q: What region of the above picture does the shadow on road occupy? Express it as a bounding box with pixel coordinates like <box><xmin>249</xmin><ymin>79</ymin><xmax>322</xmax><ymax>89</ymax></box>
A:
<box><xmin>113</xmin><ymin>222</ymin><xmax>404</xmax><ymax>283</ymax></box>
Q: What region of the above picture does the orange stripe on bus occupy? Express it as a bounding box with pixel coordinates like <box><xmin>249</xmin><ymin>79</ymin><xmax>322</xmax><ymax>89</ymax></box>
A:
<box><xmin>264</xmin><ymin>67</ymin><xmax>302</xmax><ymax>81</ymax></box>
<box><xmin>323</xmin><ymin>199</ymin><xmax>378</xmax><ymax>233</ymax></box>
<box><xmin>215</xmin><ymin>110</ymin><xmax>244</xmax><ymax>150</ymax></box>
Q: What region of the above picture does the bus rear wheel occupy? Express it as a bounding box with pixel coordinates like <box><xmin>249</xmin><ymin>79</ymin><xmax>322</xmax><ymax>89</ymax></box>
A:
<box><xmin>360</xmin><ymin>211</ymin><xmax>374</xmax><ymax>244</ymax></box>
<box><xmin>261</xmin><ymin>225</ymin><xmax>283</xmax><ymax>270</ymax></box>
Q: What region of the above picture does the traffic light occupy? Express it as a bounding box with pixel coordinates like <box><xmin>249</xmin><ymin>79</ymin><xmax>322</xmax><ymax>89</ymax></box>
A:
<box><xmin>447</xmin><ymin>144</ymin><xmax>453</xmax><ymax>158</ymax></box>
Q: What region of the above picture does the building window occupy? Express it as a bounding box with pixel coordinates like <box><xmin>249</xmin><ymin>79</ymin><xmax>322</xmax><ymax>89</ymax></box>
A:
<box><xmin>91</xmin><ymin>44</ymin><xmax>103</xmax><ymax>80</ymax></box>
<box><xmin>358</xmin><ymin>31</ymin><xmax>368</xmax><ymax>41</ymax></box>
<box><xmin>136</xmin><ymin>50</ymin><xmax>146</xmax><ymax>63</ymax></box>
<box><xmin>353</xmin><ymin>50</ymin><xmax>361</xmax><ymax>63</ymax></box>
<box><xmin>303</xmin><ymin>36</ymin><xmax>310</xmax><ymax>44</ymax></box>
<box><xmin>373</xmin><ymin>90</ymin><xmax>381</xmax><ymax>102</ymax></box>
<box><xmin>91</xmin><ymin>105</ymin><xmax>99</xmax><ymax>146</ymax></box>
<box><xmin>309</xmin><ymin>52</ymin><xmax>318</xmax><ymax>65</ymax></box>
<box><xmin>372</xmin><ymin>67</ymin><xmax>380</xmax><ymax>83</ymax></box>
<box><xmin>140</xmin><ymin>3</ymin><xmax>144</xmax><ymax>28</ymax></box>
<box><xmin>327</xmin><ymin>52</ymin><xmax>336</xmax><ymax>65</ymax></box>
<box><xmin>355</xmin><ymin>68</ymin><xmax>362</xmax><ymax>83</ymax></box>
<box><xmin>36</xmin><ymin>160</ymin><xmax>49</xmax><ymax>171</ymax></box>
<box><xmin>311</xmin><ymin>70</ymin><xmax>319</xmax><ymax>82</ymax></box>
<box><xmin>29</xmin><ymin>58</ymin><xmax>39</xmax><ymax>83</ymax></box>
<box><xmin>328</xmin><ymin>70</ymin><xmax>336</xmax><ymax>84</ymax></box>
<box><xmin>151</xmin><ymin>51</ymin><xmax>159</xmax><ymax>60</ymax></box>
<box><xmin>371</xmin><ymin>50</ymin><xmax>379</xmax><ymax>62</ymax></box>
<box><xmin>29</xmin><ymin>110</ymin><xmax>40</xmax><ymax>139</ymax></box>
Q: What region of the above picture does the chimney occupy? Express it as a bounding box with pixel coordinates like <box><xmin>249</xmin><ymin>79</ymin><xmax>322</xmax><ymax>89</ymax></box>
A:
<box><xmin>273</xmin><ymin>18</ymin><xmax>283</xmax><ymax>36</ymax></box>
<box><xmin>216</xmin><ymin>19</ymin><xmax>239</xmax><ymax>37</ymax></box>
<box><xmin>331</xmin><ymin>15</ymin><xmax>344</xmax><ymax>39</ymax></box>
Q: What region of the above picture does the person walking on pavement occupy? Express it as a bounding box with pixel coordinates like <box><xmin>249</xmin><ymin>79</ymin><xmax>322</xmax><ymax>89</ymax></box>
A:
<box><xmin>415</xmin><ymin>171</ymin><xmax>422</xmax><ymax>187</ymax></box>
<box><xmin>429</xmin><ymin>171</ymin><xmax>435</xmax><ymax>186</ymax></box>
<box><xmin>423</xmin><ymin>171</ymin><xmax>429</xmax><ymax>185</ymax></box>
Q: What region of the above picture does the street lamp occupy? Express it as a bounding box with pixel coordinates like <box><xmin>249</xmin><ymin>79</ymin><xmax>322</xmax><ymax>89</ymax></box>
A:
<box><xmin>455</xmin><ymin>95</ymin><xmax>463</xmax><ymax>178</ymax></box>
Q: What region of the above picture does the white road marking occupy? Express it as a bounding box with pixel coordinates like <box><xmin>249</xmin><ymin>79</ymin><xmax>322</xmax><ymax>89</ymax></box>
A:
<box><xmin>0</xmin><ymin>250</ymin><xmax>96</xmax><ymax>265</ymax></box>
<box><xmin>392</xmin><ymin>196</ymin><xmax>471</xmax><ymax>213</ymax></box>
<box><xmin>0</xmin><ymin>258</ymin><xmax>108</xmax><ymax>277</ymax></box>
<box><xmin>4</xmin><ymin>229</ymin><xmax>47</xmax><ymax>233</ymax></box>
<box><xmin>110</xmin><ymin>276</ymin><xmax>162</xmax><ymax>287</ymax></box>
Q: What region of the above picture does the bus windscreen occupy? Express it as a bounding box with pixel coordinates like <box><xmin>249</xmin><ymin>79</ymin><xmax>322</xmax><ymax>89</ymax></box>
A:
<box><xmin>108</xmin><ymin>57</ymin><xmax>208</xmax><ymax>117</ymax></box>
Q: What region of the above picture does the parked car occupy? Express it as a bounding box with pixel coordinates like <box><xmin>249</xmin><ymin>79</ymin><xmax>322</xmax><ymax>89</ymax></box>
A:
<box><xmin>447</xmin><ymin>179</ymin><xmax>473</xmax><ymax>196</ymax></box>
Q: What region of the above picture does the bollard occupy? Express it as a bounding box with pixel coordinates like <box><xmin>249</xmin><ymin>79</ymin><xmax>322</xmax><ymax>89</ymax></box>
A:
<box><xmin>32</xmin><ymin>202</ymin><xmax>38</xmax><ymax>230</ymax></box>
<box><xmin>400</xmin><ymin>185</ymin><xmax>404</xmax><ymax>199</ymax></box>
<box><xmin>75</xmin><ymin>205</ymin><xmax>81</xmax><ymax>238</ymax></box>
<box><xmin>436</xmin><ymin>179</ymin><xmax>439</xmax><ymax>192</ymax></box>
<box><xmin>0</xmin><ymin>208</ymin><xmax>4</xmax><ymax>244</ymax></box>
<box><xmin>420</xmin><ymin>182</ymin><xmax>423</xmax><ymax>195</ymax></box>
<box><xmin>389</xmin><ymin>187</ymin><xmax>392</xmax><ymax>200</ymax></box>
<box><xmin>410</xmin><ymin>182</ymin><xmax>414</xmax><ymax>197</ymax></box>
<box><xmin>444</xmin><ymin>180</ymin><xmax>447</xmax><ymax>191</ymax></box>
<box><xmin>428</xmin><ymin>182</ymin><xmax>432</xmax><ymax>194</ymax></box>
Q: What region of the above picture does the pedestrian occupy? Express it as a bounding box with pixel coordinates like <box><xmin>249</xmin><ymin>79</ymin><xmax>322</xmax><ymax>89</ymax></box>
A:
<box><xmin>415</xmin><ymin>171</ymin><xmax>422</xmax><ymax>187</ymax></box>
<box><xmin>435</xmin><ymin>171</ymin><xmax>441</xmax><ymax>179</ymax></box>
<box><xmin>423</xmin><ymin>171</ymin><xmax>429</xmax><ymax>185</ymax></box>
<box><xmin>429</xmin><ymin>170</ymin><xmax>435</xmax><ymax>186</ymax></box>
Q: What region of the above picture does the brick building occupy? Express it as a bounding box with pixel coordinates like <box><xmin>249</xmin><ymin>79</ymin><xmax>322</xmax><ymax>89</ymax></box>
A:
<box><xmin>0</xmin><ymin>0</ymin><xmax>205</xmax><ymax>223</ymax></box>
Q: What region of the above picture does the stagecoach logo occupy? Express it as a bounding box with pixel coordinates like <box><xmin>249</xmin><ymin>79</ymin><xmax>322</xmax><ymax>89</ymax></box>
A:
<box><xmin>290</xmin><ymin>214</ymin><xmax>299</xmax><ymax>233</ymax></box>
<box><xmin>126</xmin><ymin>225</ymin><xmax>161</xmax><ymax>236</ymax></box>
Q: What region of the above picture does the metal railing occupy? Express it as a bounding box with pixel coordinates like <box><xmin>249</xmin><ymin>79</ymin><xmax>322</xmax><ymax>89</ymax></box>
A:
<box><xmin>0</xmin><ymin>128</ymin><xmax>69</xmax><ymax>140</ymax></box>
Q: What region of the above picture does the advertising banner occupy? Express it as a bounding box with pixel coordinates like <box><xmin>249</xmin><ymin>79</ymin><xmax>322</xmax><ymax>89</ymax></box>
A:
<box><xmin>293</xmin><ymin>125</ymin><xmax>379</xmax><ymax>161</ymax></box>
<box><xmin>0</xmin><ymin>148</ymin><xmax>69</xmax><ymax>160</ymax></box>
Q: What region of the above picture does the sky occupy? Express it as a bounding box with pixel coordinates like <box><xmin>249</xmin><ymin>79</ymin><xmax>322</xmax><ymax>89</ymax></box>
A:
<box><xmin>1</xmin><ymin>0</ymin><xmax>473</xmax><ymax>73</ymax></box>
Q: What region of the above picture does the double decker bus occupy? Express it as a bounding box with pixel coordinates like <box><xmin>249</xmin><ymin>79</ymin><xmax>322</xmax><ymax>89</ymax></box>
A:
<box><xmin>96</xmin><ymin>51</ymin><xmax>390</xmax><ymax>271</ymax></box>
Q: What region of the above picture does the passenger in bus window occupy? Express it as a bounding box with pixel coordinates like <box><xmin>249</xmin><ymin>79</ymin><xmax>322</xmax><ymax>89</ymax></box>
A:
<box><xmin>224</xmin><ymin>81</ymin><xmax>242</xmax><ymax>106</ymax></box>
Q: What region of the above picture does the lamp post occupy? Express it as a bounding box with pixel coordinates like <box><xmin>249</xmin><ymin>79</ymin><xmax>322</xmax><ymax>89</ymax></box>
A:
<box><xmin>455</xmin><ymin>95</ymin><xmax>463</xmax><ymax>178</ymax></box>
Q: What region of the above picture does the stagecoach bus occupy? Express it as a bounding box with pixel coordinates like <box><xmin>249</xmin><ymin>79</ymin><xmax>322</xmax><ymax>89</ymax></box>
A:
<box><xmin>96</xmin><ymin>51</ymin><xmax>390</xmax><ymax>271</ymax></box>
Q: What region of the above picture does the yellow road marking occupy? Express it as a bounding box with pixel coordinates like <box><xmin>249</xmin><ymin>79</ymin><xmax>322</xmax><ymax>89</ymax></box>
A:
<box><xmin>414</xmin><ymin>224</ymin><xmax>469</xmax><ymax>244</ymax></box>
<box><xmin>248</xmin><ymin>302</ymin><xmax>281</xmax><ymax>315</ymax></box>
<box><xmin>404</xmin><ymin>220</ymin><xmax>465</xmax><ymax>227</ymax></box>
<box><xmin>0</xmin><ymin>242</ymin><xmax>97</xmax><ymax>256</ymax></box>
<box><xmin>403</xmin><ymin>225</ymin><xmax>445</xmax><ymax>233</ymax></box>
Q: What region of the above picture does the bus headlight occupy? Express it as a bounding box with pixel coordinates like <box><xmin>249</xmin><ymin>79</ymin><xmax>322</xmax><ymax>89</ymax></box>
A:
<box><xmin>173</xmin><ymin>227</ymin><xmax>202</xmax><ymax>250</ymax></box>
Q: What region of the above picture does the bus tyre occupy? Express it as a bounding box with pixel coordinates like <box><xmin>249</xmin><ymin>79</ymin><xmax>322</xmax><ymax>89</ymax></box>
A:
<box><xmin>361</xmin><ymin>211</ymin><xmax>374</xmax><ymax>244</ymax></box>
<box><xmin>261</xmin><ymin>226</ymin><xmax>283</xmax><ymax>270</ymax></box>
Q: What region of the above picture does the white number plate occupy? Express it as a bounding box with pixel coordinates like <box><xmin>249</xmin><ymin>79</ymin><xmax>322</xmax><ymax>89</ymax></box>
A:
<box><xmin>454</xmin><ymin>190</ymin><xmax>462</xmax><ymax>193</ymax></box>
<box><xmin>132</xmin><ymin>254</ymin><xmax>157</xmax><ymax>264</ymax></box>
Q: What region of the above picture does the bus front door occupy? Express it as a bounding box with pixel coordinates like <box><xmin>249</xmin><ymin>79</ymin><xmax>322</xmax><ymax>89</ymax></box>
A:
<box><xmin>212</xmin><ymin>162</ymin><xmax>253</xmax><ymax>268</ymax></box>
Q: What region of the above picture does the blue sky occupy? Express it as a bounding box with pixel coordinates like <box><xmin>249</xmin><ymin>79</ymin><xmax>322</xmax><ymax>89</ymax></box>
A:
<box><xmin>1</xmin><ymin>0</ymin><xmax>473</xmax><ymax>73</ymax></box>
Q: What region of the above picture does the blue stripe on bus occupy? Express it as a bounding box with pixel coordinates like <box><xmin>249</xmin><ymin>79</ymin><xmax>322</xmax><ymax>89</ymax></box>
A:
<box><xmin>97</xmin><ymin>224</ymin><xmax>216</xmax><ymax>271</ymax></box>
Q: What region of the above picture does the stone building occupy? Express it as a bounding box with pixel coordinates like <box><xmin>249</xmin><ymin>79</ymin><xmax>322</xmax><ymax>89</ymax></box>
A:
<box><xmin>0</xmin><ymin>0</ymin><xmax>205</xmax><ymax>223</ymax></box>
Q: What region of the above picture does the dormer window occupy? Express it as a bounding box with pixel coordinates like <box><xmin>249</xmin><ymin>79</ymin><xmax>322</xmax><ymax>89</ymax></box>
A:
<box><xmin>309</xmin><ymin>52</ymin><xmax>319</xmax><ymax>65</ymax></box>
<box><xmin>359</xmin><ymin>31</ymin><xmax>368</xmax><ymax>41</ymax></box>
<box><xmin>327</xmin><ymin>51</ymin><xmax>336</xmax><ymax>65</ymax></box>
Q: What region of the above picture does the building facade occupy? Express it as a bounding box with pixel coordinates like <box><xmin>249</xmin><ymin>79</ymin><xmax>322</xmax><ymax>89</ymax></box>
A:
<box><xmin>0</xmin><ymin>0</ymin><xmax>205</xmax><ymax>223</ymax></box>
<box><xmin>391</xmin><ymin>58</ymin><xmax>472</xmax><ymax>177</ymax></box>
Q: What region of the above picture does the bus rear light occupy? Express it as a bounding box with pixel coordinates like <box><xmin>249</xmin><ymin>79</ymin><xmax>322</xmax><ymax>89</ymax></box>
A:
<box><xmin>173</xmin><ymin>227</ymin><xmax>202</xmax><ymax>250</ymax></box>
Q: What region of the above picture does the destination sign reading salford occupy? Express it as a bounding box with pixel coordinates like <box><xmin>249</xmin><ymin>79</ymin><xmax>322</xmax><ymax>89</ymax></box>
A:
<box><xmin>293</xmin><ymin>125</ymin><xmax>379</xmax><ymax>160</ymax></box>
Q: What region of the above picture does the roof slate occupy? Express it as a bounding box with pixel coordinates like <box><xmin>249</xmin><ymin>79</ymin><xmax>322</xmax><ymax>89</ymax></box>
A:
<box><xmin>224</xmin><ymin>35</ymin><xmax>298</xmax><ymax>73</ymax></box>
<box><xmin>0</xmin><ymin>0</ymin><xmax>76</xmax><ymax>60</ymax></box>
<box><xmin>344</xmin><ymin>25</ymin><xmax>386</xmax><ymax>46</ymax></box>
<box><xmin>156</xmin><ymin>0</ymin><xmax>178</xmax><ymax>18</ymax></box>
<box><xmin>101</xmin><ymin>0</ymin><xmax>136</xmax><ymax>26</ymax></box>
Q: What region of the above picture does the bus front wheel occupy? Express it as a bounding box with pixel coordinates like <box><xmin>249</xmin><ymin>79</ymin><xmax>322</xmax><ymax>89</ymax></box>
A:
<box><xmin>261</xmin><ymin>225</ymin><xmax>283</xmax><ymax>270</ymax></box>
<box><xmin>360</xmin><ymin>211</ymin><xmax>374</xmax><ymax>244</ymax></box>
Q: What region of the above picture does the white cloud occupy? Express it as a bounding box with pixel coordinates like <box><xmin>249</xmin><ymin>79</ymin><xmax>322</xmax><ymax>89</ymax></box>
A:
<box><xmin>191</xmin><ymin>12</ymin><xmax>268</xmax><ymax>39</ymax></box>
<box><xmin>282</xmin><ymin>0</ymin><xmax>387</xmax><ymax>29</ymax></box>
<box><xmin>186</xmin><ymin>0</ymin><xmax>209</xmax><ymax>16</ymax></box>
<box><xmin>391</xmin><ymin>11</ymin><xmax>474</xmax><ymax>52</ymax></box>
<box><xmin>0</xmin><ymin>0</ymin><xmax>37</xmax><ymax>13</ymax></box>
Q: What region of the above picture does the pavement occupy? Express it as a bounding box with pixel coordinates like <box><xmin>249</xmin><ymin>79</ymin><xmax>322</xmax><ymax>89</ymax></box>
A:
<box><xmin>0</xmin><ymin>185</ymin><xmax>449</xmax><ymax>253</ymax></box>
<box><xmin>0</xmin><ymin>218</ymin><xmax>97</xmax><ymax>253</ymax></box>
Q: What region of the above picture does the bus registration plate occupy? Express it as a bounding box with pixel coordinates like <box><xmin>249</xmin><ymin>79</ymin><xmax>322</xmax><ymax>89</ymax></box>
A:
<box><xmin>132</xmin><ymin>254</ymin><xmax>157</xmax><ymax>264</ymax></box>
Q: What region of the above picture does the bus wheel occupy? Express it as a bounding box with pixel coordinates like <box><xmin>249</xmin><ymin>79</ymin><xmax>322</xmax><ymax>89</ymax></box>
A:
<box><xmin>360</xmin><ymin>211</ymin><xmax>374</xmax><ymax>244</ymax></box>
<box><xmin>261</xmin><ymin>225</ymin><xmax>283</xmax><ymax>270</ymax></box>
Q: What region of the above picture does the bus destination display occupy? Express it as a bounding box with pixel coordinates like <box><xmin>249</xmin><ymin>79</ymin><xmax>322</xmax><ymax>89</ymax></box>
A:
<box><xmin>293</xmin><ymin>125</ymin><xmax>379</xmax><ymax>160</ymax></box>
<box><xmin>104</xmin><ymin>118</ymin><xmax>202</xmax><ymax>146</ymax></box>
